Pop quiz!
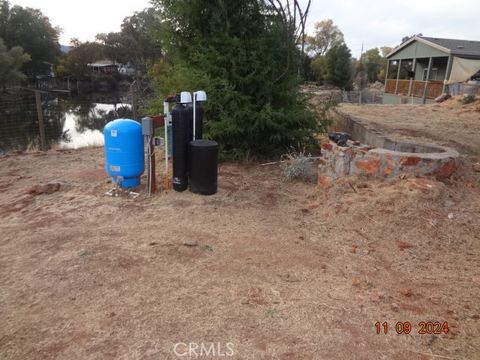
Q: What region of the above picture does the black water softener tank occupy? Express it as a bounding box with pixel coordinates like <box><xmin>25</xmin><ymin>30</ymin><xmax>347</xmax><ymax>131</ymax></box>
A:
<box><xmin>172</xmin><ymin>102</ymin><xmax>192</xmax><ymax>192</ymax></box>
<box><xmin>188</xmin><ymin>140</ymin><xmax>218</xmax><ymax>195</ymax></box>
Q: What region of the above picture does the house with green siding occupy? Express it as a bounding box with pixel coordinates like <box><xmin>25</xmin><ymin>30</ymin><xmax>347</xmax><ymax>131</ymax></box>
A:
<box><xmin>384</xmin><ymin>36</ymin><xmax>480</xmax><ymax>104</ymax></box>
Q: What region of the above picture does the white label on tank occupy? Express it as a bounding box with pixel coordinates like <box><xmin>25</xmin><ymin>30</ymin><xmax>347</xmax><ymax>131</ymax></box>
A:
<box><xmin>111</xmin><ymin>130</ymin><xmax>117</xmax><ymax>137</ymax></box>
<box><xmin>110</xmin><ymin>165</ymin><xmax>120</xmax><ymax>172</ymax></box>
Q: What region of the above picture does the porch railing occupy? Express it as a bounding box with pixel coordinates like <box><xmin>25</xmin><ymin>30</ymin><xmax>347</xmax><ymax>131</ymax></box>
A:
<box><xmin>385</xmin><ymin>79</ymin><xmax>444</xmax><ymax>99</ymax></box>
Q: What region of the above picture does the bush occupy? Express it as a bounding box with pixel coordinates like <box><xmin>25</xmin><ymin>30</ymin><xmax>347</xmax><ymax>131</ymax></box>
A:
<box><xmin>461</xmin><ymin>94</ymin><xmax>476</xmax><ymax>104</ymax></box>
<box><xmin>149</xmin><ymin>0</ymin><xmax>329</xmax><ymax>159</ymax></box>
<box><xmin>280</xmin><ymin>150</ymin><xmax>316</xmax><ymax>181</ymax></box>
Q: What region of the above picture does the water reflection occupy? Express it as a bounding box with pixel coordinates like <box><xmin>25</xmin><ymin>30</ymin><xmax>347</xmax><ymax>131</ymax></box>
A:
<box><xmin>59</xmin><ymin>103</ymin><xmax>132</xmax><ymax>149</ymax></box>
<box><xmin>0</xmin><ymin>93</ymin><xmax>134</xmax><ymax>153</ymax></box>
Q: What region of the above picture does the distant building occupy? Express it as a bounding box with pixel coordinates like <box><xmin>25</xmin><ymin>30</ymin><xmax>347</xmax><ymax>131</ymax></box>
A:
<box><xmin>118</xmin><ymin>63</ymin><xmax>136</xmax><ymax>76</ymax></box>
<box><xmin>384</xmin><ymin>36</ymin><xmax>480</xmax><ymax>104</ymax></box>
<box><xmin>87</xmin><ymin>60</ymin><xmax>118</xmax><ymax>74</ymax></box>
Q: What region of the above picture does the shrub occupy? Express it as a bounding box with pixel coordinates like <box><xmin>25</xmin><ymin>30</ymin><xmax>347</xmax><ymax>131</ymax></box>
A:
<box><xmin>461</xmin><ymin>94</ymin><xmax>476</xmax><ymax>105</ymax></box>
<box><xmin>280</xmin><ymin>150</ymin><xmax>316</xmax><ymax>181</ymax></box>
<box><xmin>149</xmin><ymin>0</ymin><xmax>328</xmax><ymax>159</ymax></box>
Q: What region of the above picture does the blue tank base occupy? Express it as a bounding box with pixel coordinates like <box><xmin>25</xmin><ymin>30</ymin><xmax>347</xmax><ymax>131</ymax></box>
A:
<box><xmin>113</xmin><ymin>177</ymin><xmax>141</xmax><ymax>189</ymax></box>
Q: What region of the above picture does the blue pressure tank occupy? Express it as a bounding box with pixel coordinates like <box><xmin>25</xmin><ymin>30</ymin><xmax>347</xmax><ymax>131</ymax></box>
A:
<box><xmin>104</xmin><ymin>119</ymin><xmax>144</xmax><ymax>189</ymax></box>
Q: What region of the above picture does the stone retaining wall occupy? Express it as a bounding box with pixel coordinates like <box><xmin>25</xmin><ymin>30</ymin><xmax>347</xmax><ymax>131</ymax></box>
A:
<box><xmin>318</xmin><ymin>111</ymin><xmax>459</xmax><ymax>188</ymax></box>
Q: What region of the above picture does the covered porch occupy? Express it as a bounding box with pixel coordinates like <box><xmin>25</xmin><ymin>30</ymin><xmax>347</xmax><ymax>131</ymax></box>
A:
<box><xmin>384</xmin><ymin>56</ymin><xmax>450</xmax><ymax>103</ymax></box>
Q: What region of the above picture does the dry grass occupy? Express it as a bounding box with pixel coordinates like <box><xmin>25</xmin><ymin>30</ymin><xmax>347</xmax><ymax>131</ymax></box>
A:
<box><xmin>340</xmin><ymin>97</ymin><xmax>480</xmax><ymax>155</ymax></box>
<box><xmin>0</xmin><ymin>117</ymin><xmax>479</xmax><ymax>359</ymax></box>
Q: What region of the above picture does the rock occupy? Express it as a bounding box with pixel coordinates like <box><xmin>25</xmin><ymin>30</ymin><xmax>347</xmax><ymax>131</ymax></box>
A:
<box><xmin>400</xmin><ymin>156</ymin><xmax>422</xmax><ymax>166</ymax></box>
<box><xmin>354</xmin><ymin>158</ymin><xmax>381</xmax><ymax>176</ymax></box>
<box><xmin>473</xmin><ymin>163</ymin><xmax>480</xmax><ymax>172</ymax></box>
<box><xmin>26</xmin><ymin>182</ymin><xmax>61</xmax><ymax>195</ymax></box>
<box><xmin>182</xmin><ymin>240</ymin><xmax>198</xmax><ymax>247</ymax></box>
<box><xmin>284</xmin><ymin>272</ymin><xmax>301</xmax><ymax>283</ymax></box>
<box><xmin>444</xmin><ymin>200</ymin><xmax>455</xmax><ymax>208</ymax></box>
<box><xmin>352</xmin><ymin>277</ymin><xmax>361</xmax><ymax>287</ymax></box>
<box><xmin>397</xmin><ymin>240</ymin><xmax>414</xmax><ymax>250</ymax></box>
<box><xmin>432</xmin><ymin>159</ymin><xmax>457</xmax><ymax>180</ymax></box>
<box><xmin>435</xmin><ymin>93</ymin><xmax>451</xmax><ymax>103</ymax></box>
<box><xmin>318</xmin><ymin>175</ymin><xmax>333</xmax><ymax>189</ymax></box>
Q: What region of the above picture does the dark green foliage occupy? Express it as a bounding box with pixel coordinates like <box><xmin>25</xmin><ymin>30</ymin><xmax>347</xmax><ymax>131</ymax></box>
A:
<box><xmin>96</xmin><ymin>8</ymin><xmax>163</xmax><ymax>72</ymax></box>
<box><xmin>461</xmin><ymin>94</ymin><xmax>476</xmax><ymax>104</ymax></box>
<box><xmin>324</xmin><ymin>44</ymin><xmax>353</xmax><ymax>90</ymax></box>
<box><xmin>0</xmin><ymin>37</ymin><xmax>30</xmax><ymax>86</ymax></box>
<box><xmin>0</xmin><ymin>0</ymin><xmax>60</xmax><ymax>76</ymax></box>
<box><xmin>60</xmin><ymin>41</ymin><xmax>105</xmax><ymax>79</ymax></box>
<box><xmin>150</xmin><ymin>0</ymin><xmax>322</xmax><ymax>158</ymax></box>
<box><xmin>358</xmin><ymin>48</ymin><xmax>384</xmax><ymax>83</ymax></box>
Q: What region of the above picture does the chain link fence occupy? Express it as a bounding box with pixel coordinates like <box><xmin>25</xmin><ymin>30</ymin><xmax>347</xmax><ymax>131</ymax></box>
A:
<box><xmin>0</xmin><ymin>88</ymin><xmax>148</xmax><ymax>154</ymax></box>
<box><xmin>340</xmin><ymin>90</ymin><xmax>383</xmax><ymax>104</ymax></box>
<box><xmin>448</xmin><ymin>83</ymin><xmax>480</xmax><ymax>96</ymax></box>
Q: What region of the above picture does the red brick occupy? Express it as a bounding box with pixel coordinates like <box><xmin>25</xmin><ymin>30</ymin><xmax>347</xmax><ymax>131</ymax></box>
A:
<box><xmin>318</xmin><ymin>175</ymin><xmax>333</xmax><ymax>188</ymax></box>
<box><xmin>322</xmin><ymin>143</ymin><xmax>333</xmax><ymax>151</ymax></box>
<box><xmin>383</xmin><ymin>167</ymin><xmax>393</xmax><ymax>177</ymax></box>
<box><xmin>359</xmin><ymin>146</ymin><xmax>374</xmax><ymax>152</ymax></box>
<box><xmin>400</xmin><ymin>156</ymin><xmax>422</xmax><ymax>166</ymax></box>
<box><xmin>432</xmin><ymin>159</ymin><xmax>456</xmax><ymax>180</ymax></box>
<box><xmin>354</xmin><ymin>158</ymin><xmax>381</xmax><ymax>176</ymax></box>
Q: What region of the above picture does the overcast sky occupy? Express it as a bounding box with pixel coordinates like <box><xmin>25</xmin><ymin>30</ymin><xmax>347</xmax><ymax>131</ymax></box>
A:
<box><xmin>9</xmin><ymin>0</ymin><xmax>480</xmax><ymax>58</ymax></box>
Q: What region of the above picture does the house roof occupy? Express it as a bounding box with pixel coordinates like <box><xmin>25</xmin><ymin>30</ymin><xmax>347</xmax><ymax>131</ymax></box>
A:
<box><xmin>387</xmin><ymin>36</ymin><xmax>480</xmax><ymax>59</ymax></box>
<box><xmin>87</xmin><ymin>60</ymin><xmax>117</xmax><ymax>67</ymax></box>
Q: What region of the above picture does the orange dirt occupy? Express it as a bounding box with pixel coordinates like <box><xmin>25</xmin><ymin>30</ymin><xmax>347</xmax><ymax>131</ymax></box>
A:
<box><xmin>1</xmin><ymin>104</ymin><xmax>479</xmax><ymax>359</ymax></box>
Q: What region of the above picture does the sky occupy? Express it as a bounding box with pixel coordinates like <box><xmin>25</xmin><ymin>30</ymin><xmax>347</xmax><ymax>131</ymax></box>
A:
<box><xmin>8</xmin><ymin>0</ymin><xmax>480</xmax><ymax>58</ymax></box>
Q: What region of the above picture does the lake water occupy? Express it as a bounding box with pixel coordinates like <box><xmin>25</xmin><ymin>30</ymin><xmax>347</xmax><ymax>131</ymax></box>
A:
<box><xmin>0</xmin><ymin>94</ymin><xmax>135</xmax><ymax>153</ymax></box>
<box><xmin>59</xmin><ymin>103</ymin><xmax>132</xmax><ymax>149</ymax></box>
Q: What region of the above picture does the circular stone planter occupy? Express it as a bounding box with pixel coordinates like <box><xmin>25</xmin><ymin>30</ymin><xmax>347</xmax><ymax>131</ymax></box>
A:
<box><xmin>318</xmin><ymin>111</ymin><xmax>459</xmax><ymax>187</ymax></box>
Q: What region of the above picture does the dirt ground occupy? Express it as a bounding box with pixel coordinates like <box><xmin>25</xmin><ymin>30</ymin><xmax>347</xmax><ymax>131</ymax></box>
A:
<box><xmin>1</xmin><ymin>101</ymin><xmax>480</xmax><ymax>359</ymax></box>
<box><xmin>340</xmin><ymin>96</ymin><xmax>480</xmax><ymax>155</ymax></box>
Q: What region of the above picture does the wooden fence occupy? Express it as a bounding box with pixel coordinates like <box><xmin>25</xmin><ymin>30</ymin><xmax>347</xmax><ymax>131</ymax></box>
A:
<box><xmin>385</xmin><ymin>79</ymin><xmax>444</xmax><ymax>99</ymax></box>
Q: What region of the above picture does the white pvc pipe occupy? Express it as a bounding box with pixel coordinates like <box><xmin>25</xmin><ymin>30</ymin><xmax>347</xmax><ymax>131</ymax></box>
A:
<box><xmin>163</xmin><ymin>101</ymin><xmax>169</xmax><ymax>174</ymax></box>
<box><xmin>192</xmin><ymin>92</ymin><xmax>196</xmax><ymax>141</ymax></box>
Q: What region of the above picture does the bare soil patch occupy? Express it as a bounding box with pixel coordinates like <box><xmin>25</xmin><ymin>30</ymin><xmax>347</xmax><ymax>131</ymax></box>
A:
<box><xmin>340</xmin><ymin>97</ymin><xmax>480</xmax><ymax>155</ymax></box>
<box><xmin>1</xmin><ymin>106</ymin><xmax>479</xmax><ymax>360</ymax></box>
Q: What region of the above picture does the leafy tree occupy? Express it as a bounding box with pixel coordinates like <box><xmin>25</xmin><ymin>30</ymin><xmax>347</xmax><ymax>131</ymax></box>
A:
<box><xmin>306</xmin><ymin>19</ymin><xmax>344</xmax><ymax>56</ymax></box>
<box><xmin>324</xmin><ymin>43</ymin><xmax>352</xmax><ymax>90</ymax></box>
<box><xmin>0</xmin><ymin>37</ymin><xmax>30</xmax><ymax>87</ymax></box>
<box><xmin>310</xmin><ymin>55</ymin><xmax>326</xmax><ymax>84</ymax></box>
<box><xmin>380</xmin><ymin>46</ymin><xmax>393</xmax><ymax>58</ymax></box>
<box><xmin>150</xmin><ymin>0</ymin><xmax>320</xmax><ymax>158</ymax></box>
<box><xmin>0</xmin><ymin>0</ymin><xmax>60</xmax><ymax>76</ymax></box>
<box><xmin>95</xmin><ymin>32</ymin><xmax>125</xmax><ymax>64</ymax></box>
<box><xmin>61</xmin><ymin>40</ymin><xmax>105</xmax><ymax>79</ymax></box>
<box><xmin>96</xmin><ymin>8</ymin><xmax>163</xmax><ymax>72</ymax></box>
<box><xmin>358</xmin><ymin>48</ymin><xmax>383</xmax><ymax>83</ymax></box>
<box><xmin>305</xmin><ymin>19</ymin><xmax>346</xmax><ymax>84</ymax></box>
<box><xmin>121</xmin><ymin>9</ymin><xmax>163</xmax><ymax>68</ymax></box>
